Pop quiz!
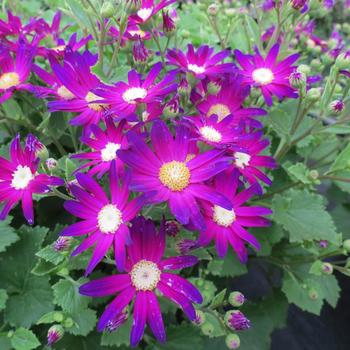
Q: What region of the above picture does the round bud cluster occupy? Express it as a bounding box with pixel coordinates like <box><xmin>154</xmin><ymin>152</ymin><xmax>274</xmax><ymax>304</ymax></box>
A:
<box><xmin>228</xmin><ymin>291</ymin><xmax>245</xmax><ymax>307</ymax></box>
<box><xmin>225</xmin><ymin>334</ymin><xmax>241</xmax><ymax>349</ymax></box>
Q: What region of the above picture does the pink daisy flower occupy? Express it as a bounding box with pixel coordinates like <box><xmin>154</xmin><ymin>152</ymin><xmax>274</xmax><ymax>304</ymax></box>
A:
<box><xmin>198</xmin><ymin>170</ymin><xmax>272</xmax><ymax>262</ymax></box>
<box><xmin>234</xmin><ymin>44</ymin><xmax>299</xmax><ymax>106</ymax></box>
<box><xmin>79</xmin><ymin>216</ymin><xmax>202</xmax><ymax>346</ymax></box>
<box><xmin>71</xmin><ymin>117</ymin><xmax>128</xmax><ymax>178</ymax></box>
<box><xmin>0</xmin><ymin>135</ymin><xmax>63</xmax><ymax>224</ymax></box>
<box><xmin>118</xmin><ymin>120</ymin><xmax>232</xmax><ymax>230</ymax></box>
<box><xmin>60</xmin><ymin>161</ymin><xmax>145</xmax><ymax>274</ymax></box>
<box><xmin>130</xmin><ymin>0</ymin><xmax>177</xmax><ymax>24</ymax></box>
<box><xmin>166</xmin><ymin>44</ymin><xmax>235</xmax><ymax>79</ymax></box>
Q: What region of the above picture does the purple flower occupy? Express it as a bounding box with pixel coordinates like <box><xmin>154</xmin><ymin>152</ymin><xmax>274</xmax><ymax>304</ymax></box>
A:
<box><xmin>71</xmin><ymin>118</ymin><xmax>128</xmax><ymax>178</ymax></box>
<box><xmin>226</xmin><ymin>310</ymin><xmax>251</xmax><ymax>331</ymax></box>
<box><xmin>130</xmin><ymin>0</ymin><xmax>177</xmax><ymax>24</ymax></box>
<box><xmin>53</xmin><ymin>237</ymin><xmax>72</xmax><ymax>252</ymax></box>
<box><xmin>60</xmin><ymin>161</ymin><xmax>145</xmax><ymax>274</ymax></box>
<box><xmin>95</xmin><ymin>63</ymin><xmax>177</xmax><ymax>120</ymax></box>
<box><xmin>162</xmin><ymin>11</ymin><xmax>176</xmax><ymax>33</ymax></box>
<box><xmin>47</xmin><ymin>325</ymin><xmax>64</xmax><ymax>347</ymax></box>
<box><xmin>0</xmin><ymin>135</ymin><xmax>63</xmax><ymax>224</ymax></box>
<box><xmin>166</xmin><ymin>44</ymin><xmax>235</xmax><ymax>79</ymax></box>
<box><xmin>79</xmin><ymin>216</ymin><xmax>202</xmax><ymax>346</ymax></box>
<box><xmin>132</xmin><ymin>40</ymin><xmax>149</xmax><ymax>63</ymax></box>
<box><xmin>198</xmin><ymin>169</ymin><xmax>271</xmax><ymax>262</ymax></box>
<box><xmin>118</xmin><ymin>120</ymin><xmax>232</xmax><ymax>230</ymax></box>
<box><xmin>235</xmin><ymin>44</ymin><xmax>299</xmax><ymax>106</ymax></box>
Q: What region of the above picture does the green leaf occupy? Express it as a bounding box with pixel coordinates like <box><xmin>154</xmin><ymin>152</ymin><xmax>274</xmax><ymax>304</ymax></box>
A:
<box><xmin>253</xmin><ymin>224</ymin><xmax>285</xmax><ymax>257</ymax></box>
<box><xmin>68</xmin><ymin>308</ymin><xmax>97</xmax><ymax>336</ymax></box>
<box><xmin>53</xmin><ymin>278</ymin><xmax>90</xmax><ymax>313</ymax></box>
<box><xmin>321</xmin><ymin>125</ymin><xmax>350</xmax><ymax>134</ymax></box>
<box><xmin>330</xmin><ymin>142</ymin><xmax>350</xmax><ymax>172</ymax></box>
<box><xmin>11</xmin><ymin>328</ymin><xmax>40</xmax><ymax>350</ymax></box>
<box><xmin>309</xmin><ymin>260</ymin><xmax>323</xmax><ymax>276</ymax></box>
<box><xmin>101</xmin><ymin>318</ymin><xmax>132</xmax><ymax>347</ymax></box>
<box><xmin>0</xmin><ymin>216</ymin><xmax>19</xmax><ymax>253</ymax></box>
<box><xmin>36</xmin><ymin>245</ymin><xmax>65</xmax><ymax>265</ymax></box>
<box><xmin>209</xmin><ymin>289</ymin><xmax>226</xmax><ymax>309</ymax></box>
<box><xmin>0</xmin><ymin>225</ymin><xmax>53</xmax><ymax>327</ymax></box>
<box><xmin>272</xmin><ymin>189</ymin><xmax>338</xmax><ymax>243</ymax></box>
<box><xmin>0</xmin><ymin>334</ymin><xmax>12</xmax><ymax>350</ymax></box>
<box><xmin>1</xmin><ymin>99</ymin><xmax>24</xmax><ymax>120</ymax></box>
<box><xmin>31</xmin><ymin>259</ymin><xmax>60</xmax><ymax>276</ymax></box>
<box><xmin>284</xmin><ymin>162</ymin><xmax>313</xmax><ymax>184</ymax></box>
<box><xmin>65</xmin><ymin>0</ymin><xmax>94</xmax><ymax>32</ymax></box>
<box><xmin>0</xmin><ymin>288</ymin><xmax>8</xmax><ymax>310</ymax></box>
<box><xmin>207</xmin><ymin>252</ymin><xmax>247</xmax><ymax>277</ymax></box>
<box><xmin>202</xmin><ymin>312</ymin><xmax>225</xmax><ymax>338</ymax></box>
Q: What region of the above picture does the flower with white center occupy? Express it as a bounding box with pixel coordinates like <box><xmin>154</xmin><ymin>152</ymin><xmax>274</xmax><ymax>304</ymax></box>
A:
<box><xmin>234</xmin><ymin>152</ymin><xmax>251</xmax><ymax>168</ymax></box>
<box><xmin>213</xmin><ymin>205</ymin><xmax>236</xmax><ymax>227</ymax></box>
<box><xmin>11</xmin><ymin>165</ymin><xmax>34</xmax><ymax>190</ymax></box>
<box><xmin>187</xmin><ymin>64</ymin><xmax>206</xmax><ymax>75</ymax></box>
<box><xmin>252</xmin><ymin>68</ymin><xmax>274</xmax><ymax>85</ymax></box>
<box><xmin>159</xmin><ymin>161</ymin><xmax>191</xmax><ymax>191</ymax></box>
<box><xmin>101</xmin><ymin>142</ymin><xmax>121</xmax><ymax>162</ymax></box>
<box><xmin>0</xmin><ymin>72</ymin><xmax>20</xmax><ymax>90</ymax></box>
<box><xmin>137</xmin><ymin>7</ymin><xmax>153</xmax><ymax>21</ymax></box>
<box><xmin>85</xmin><ymin>91</ymin><xmax>106</xmax><ymax>111</ymax></box>
<box><xmin>130</xmin><ymin>259</ymin><xmax>161</xmax><ymax>291</ymax></box>
<box><xmin>52</xmin><ymin>45</ymin><xmax>66</xmax><ymax>53</ymax></box>
<box><xmin>122</xmin><ymin>87</ymin><xmax>147</xmax><ymax>104</ymax></box>
<box><xmin>57</xmin><ymin>86</ymin><xmax>75</xmax><ymax>100</ymax></box>
<box><xmin>97</xmin><ymin>204</ymin><xmax>122</xmax><ymax>234</ymax></box>
<box><xmin>207</xmin><ymin>103</ymin><xmax>230</xmax><ymax>121</ymax></box>
<box><xmin>199</xmin><ymin>126</ymin><xmax>222</xmax><ymax>142</ymax></box>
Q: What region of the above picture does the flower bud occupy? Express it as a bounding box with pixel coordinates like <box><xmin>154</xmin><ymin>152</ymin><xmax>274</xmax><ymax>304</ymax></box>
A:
<box><xmin>165</xmin><ymin>220</ymin><xmax>180</xmax><ymax>237</ymax></box>
<box><xmin>225</xmin><ymin>334</ymin><xmax>241</xmax><ymax>349</ymax></box>
<box><xmin>306</xmin><ymin>88</ymin><xmax>321</xmax><ymax>102</ymax></box>
<box><xmin>318</xmin><ymin>240</ymin><xmax>328</xmax><ymax>248</ymax></box>
<box><xmin>208</xmin><ymin>3</ymin><xmax>219</xmax><ymax>16</ymax></box>
<box><xmin>335</xmin><ymin>52</ymin><xmax>350</xmax><ymax>70</ymax></box>
<box><xmin>63</xmin><ymin>317</ymin><xmax>74</xmax><ymax>328</ymax></box>
<box><xmin>26</xmin><ymin>134</ymin><xmax>49</xmax><ymax>161</ymax></box>
<box><xmin>201</xmin><ymin>321</ymin><xmax>215</xmax><ymax>336</ymax></box>
<box><xmin>228</xmin><ymin>292</ymin><xmax>245</xmax><ymax>307</ymax></box>
<box><xmin>46</xmin><ymin>158</ymin><xmax>58</xmax><ymax>170</ymax></box>
<box><xmin>297</xmin><ymin>64</ymin><xmax>311</xmax><ymax>76</ymax></box>
<box><xmin>289</xmin><ymin>71</ymin><xmax>306</xmax><ymax>89</ymax></box>
<box><xmin>290</xmin><ymin>0</ymin><xmax>307</xmax><ymax>10</ymax></box>
<box><xmin>329</xmin><ymin>99</ymin><xmax>344</xmax><ymax>114</ymax></box>
<box><xmin>47</xmin><ymin>325</ymin><xmax>64</xmax><ymax>347</ymax></box>
<box><xmin>53</xmin><ymin>311</ymin><xmax>64</xmax><ymax>323</ymax></box>
<box><xmin>343</xmin><ymin>239</ymin><xmax>350</xmax><ymax>253</ymax></box>
<box><xmin>176</xmin><ymin>239</ymin><xmax>198</xmax><ymax>254</ymax></box>
<box><xmin>308</xmin><ymin>288</ymin><xmax>318</xmax><ymax>300</ymax></box>
<box><xmin>180</xmin><ymin>29</ymin><xmax>190</xmax><ymax>39</ymax></box>
<box><xmin>225</xmin><ymin>8</ymin><xmax>236</xmax><ymax>17</ymax></box>
<box><xmin>308</xmin><ymin>170</ymin><xmax>319</xmax><ymax>181</ymax></box>
<box><xmin>179</xmin><ymin>78</ymin><xmax>191</xmax><ymax>97</ymax></box>
<box><xmin>225</xmin><ymin>310</ymin><xmax>251</xmax><ymax>331</ymax></box>
<box><xmin>194</xmin><ymin>310</ymin><xmax>206</xmax><ymax>325</ymax></box>
<box><xmin>322</xmin><ymin>262</ymin><xmax>333</xmax><ymax>275</ymax></box>
<box><xmin>133</xmin><ymin>40</ymin><xmax>149</xmax><ymax>64</ymax></box>
<box><xmin>162</xmin><ymin>11</ymin><xmax>176</xmax><ymax>34</ymax></box>
<box><xmin>53</xmin><ymin>237</ymin><xmax>72</xmax><ymax>252</ymax></box>
<box><xmin>100</xmin><ymin>2</ymin><xmax>114</xmax><ymax>18</ymax></box>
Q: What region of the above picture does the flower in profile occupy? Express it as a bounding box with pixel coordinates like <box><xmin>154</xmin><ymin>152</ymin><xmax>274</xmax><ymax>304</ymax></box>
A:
<box><xmin>95</xmin><ymin>63</ymin><xmax>177</xmax><ymax>120</ymax></box>
<box><xmin>162</xmin><ymin>10</ymin><xmax>176</xmax><ymax>34</ymax></box>
<box><xmin>230</xmin><ymin>131</ymin><xmax>277</xmax><ymax>187</ymax></box>
<box><xmin>166</xmin><ymin>44</ymin><xmax>235</xmax><ymax>79</ymax></box>
<box><xmin>235</xmin><ymin>44</ymin><xmax>299</xmax><ymax>106</ymax></box>
<box><xmin>47</xmin><ymin>50</ymin><xmax>108</xmax><ymax>131</ymax></box>
<box><xmin>60</xmin><ymin>161</ymin><xmax>145</xmax><ymax>274</ymax></box>
<box><xmin>132</xmin><ymin>40</ymin><xmax>149</xmax><ymax>63</ymax></box>
<box><xmin>225</xmin><ymin>310</ymin><xmax>251</xmax><ymax>331</ymax></box>
<box><xmin>47</xmin><ymin>325</ymin><xmax>64</xmax><ymax>347</ymax></box>
<box><xmin>130</xmin><ymin>0</ymin><xmax>177</xmax><ymax>24</ymax></box>
<box><xmin>198</xmin><ymin>169</ymin><xmax>271</xmax><ymax>262</ymax></box>
<box><xmin>195</xmin><ymin>76</ymin><xmax>266</xmax><ymax>128</ymax></box>
<box><xmin>0</xmin><ymin>135</ymin><xmax>63</xmax><ymax>224</ymax></box>
<box><xmin>71</xmin><ymin>117</ymin><xmax>127</xmax><ymax>178</ymax></box>
<box><xmin>79</xmin><ymin>216</ymin><xmax>202</xmax><ymax>346</ymax></box>
<box><xmin>118</xmin><ymin>120</ymin><xmax>232</xmax><ymax>230</ymax></box>
<box><xmin>0</xmin><ymin>42</ymin><xmax>35</xmax><ymax>103</ymax></box>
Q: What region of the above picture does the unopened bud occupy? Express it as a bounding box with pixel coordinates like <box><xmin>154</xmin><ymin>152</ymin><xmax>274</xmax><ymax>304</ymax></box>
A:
<box><xmin>165</xmin><ymin>220</ymin><xmax>180</xmax><ymax>237</ymax></box>
<box><xmin>100</xmin><ymin>2</ymin><xmax>114</xmax><ymax>18</ymax></box>
<box><xmin>228</xmin><ymin>292</ymin><xmax>245</xmax><ymax>307</ymax></box>
<box><xmin>329</xmin><ymin>99</ymin><xmax>344</xmax><ymax>114</ymax></box>
<box><xmin>297</xmin><ymin>64</ymin><xmax>311</xmax><ymax>76</ymax></box>
<box><xmin>308</xmin><ymin>170</ymin><xmax>319</xmax><ymax>180</ymax></box>
<box><xmin>225</xmin><ymin>310</ymin><xmax>251</xmax><ymax>331</ymax></box>
<box><xmin>318</xmin><ymin>240</ymin><xmax>328</xmax><ymax>248</ymax></box>
<box><xmin>322</xmin><ymin>262</ymin><xmax>333</xmax><ymax>275</ymax></box>
<box><xmin>306</xmin><ymin>88</ymin><xmax>321</xmax><ymax>102</ymax></box>
<box><xmin>289</xmin><ymin>70</ymin><xmax>306</xmax><ymax>89</ymax></box>
<box><xmin>63</xmin><ymin>317</ymin><xmax>74</xmax><ymax>328</ymax></box>
<box><xmin>225</xmin><ymin>334</ymin><xmax>241</xmax><ymax>349</ymax></box>
<box><xmin>208</xmin><ymin>3</ymin><xmax>219</xmax><ymax>16</ymax></box>
<box><xmin>335</xmin><ymin>52</ymin><xmax>350</xmax><ymax>70</ymax></box>
<box><xmin>53</xmin><ymin>311</ymin><xmax>64</xmax><ymax>323</ymax></box>
<box><xmin>180</xmin><ymin>29</ymin><xmax>190</xmax><ymax>39</ymax></box>
<box><xmin>46</xmin><ymin>158</ymin><xmax>58</xmax><ymax>170</ymax></box>
<box><xmin>343</xmin><ymin>239</ymin><xmax>350</xmax><ymax>253</ymax></box>
<box><xmin>47</xmin><ymin>325</ymin><xmax>64</xmax><ymax>347</ymax></box>
<box><xmin>53</xmin><ymin>237</ymin><xmax>72</xmax><ymax>252</ymax></box>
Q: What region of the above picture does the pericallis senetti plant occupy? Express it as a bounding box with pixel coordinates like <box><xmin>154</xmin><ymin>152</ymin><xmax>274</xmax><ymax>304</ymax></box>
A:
<box><xmin>1</xmin><ymin>1</ymin><xmax>350</xmax><ymax>349</ymax></box>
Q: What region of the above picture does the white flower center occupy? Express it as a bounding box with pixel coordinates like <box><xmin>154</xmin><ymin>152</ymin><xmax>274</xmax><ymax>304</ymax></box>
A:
<box><xmin>11</xmin><ymin>165</ymin><xmax>34</xmax><ymax>190</ymax></box>
<box><xmin>0</xmin><ymin>72</ymin><xmax>20</xmax><ymax>90</ymax></box>
<box><xmin>213</xmin><ymin>205</ymin><xmax>236</xmax><ymax>227</ymax></box>
<box><xmin>52</xmin><ymin>45</ymin><xmax>66</xmax><ymax>52</ymax></box>
<box><xmin>122</xmin><ymin>87</ymin><xmax>147</xmax><ymax>104</ymax></box>
<box><xmin>97</xmin><ymin>204</ymin><xmax>122</xmax><ymax>234</ymax></box>
<box><xmin>252</xmin><ymin>68</ymin><xmax>274</xmax><ymax>85</ymax></box>
<box><xmin>234</xmin><ymin>152</ymin><xmax>251</xmax><ymax>168</ymax></box>
<box><xmin>187</xmin><ymin>64</ymin><xmax>206</xmax><ymax>74</ymax></box>
<box><xmin>101</xmin><ymin>142</ymin><xmax>121</xmax><ymax>162</ymax></box>
<box><xmin>57</xmin><ymin>86</ymin><xmax>75</xmax><ymax>100</ymax></box>
<box><xmin>85</xmin><ymin>91</ymin><xmax>106</xmax><ymax>111</ymax></box>
<box><xmin>199</xmin><ymin>126</ymin><xmax>222</xmax><ymax>142</ymax></box>
<box><xmin>128</xmin><ymin>30</ymin><xmax>146</xmax><ymax>38</ymax></box>
<box><xmin>207</xmin><ymin>103</ymin><xmax>231</xmax><ymax>121</ymax></box>
<box><xmin>137</xmin><ymin>7</ymin><xmax>153</xmax><ymax>21</ymax></box>
<box><xmin>130</xmin><ymin>259</ymin><xmax>161</xmax><ymax>291</ymax></box>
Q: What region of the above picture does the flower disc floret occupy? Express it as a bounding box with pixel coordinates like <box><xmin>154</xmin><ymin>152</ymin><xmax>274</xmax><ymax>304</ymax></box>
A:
<box><xmin>11</xmin><ymin>165</ymin><xmax>34</xmax><ymax>190</ymax></box>
<box><xmin>130</xmin><ymin>259</ymin><xmax>161</xmax><ymax>291</ymax></box>
<box><xmin>97</xmin><ymin>204</ymin><xmax>122</xmax><ymax>234</ymax></box>
<box><xmin>0</xmin><ymin>72</ymin><xmax>20</xmax><ymax>90</ymax></box>
<box><xmin>159</xmin><ymin>161</ymin><xmax>190</xmax><ymax>191</ymax></box>
<box><xmin>213</xmin><ymin>205</ymin><xmax>236</xmax><ymax>227</ymax></box>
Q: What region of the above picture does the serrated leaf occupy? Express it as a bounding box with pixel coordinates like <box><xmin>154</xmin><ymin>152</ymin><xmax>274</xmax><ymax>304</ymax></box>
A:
<box><xmin>68</xmin><ymin>308</ymin><xmax>97</xmax><ymax>336</ymax></box>
<box><xmin>207</xmin><ymin>252</ymin><xmax>247</xmax><ymax>277</ymax></box>
<box><xmin>272</xmin><ymin>189</ymin><xmax>338</xmax><ymax>243</ymax></box>
<box><xmin>309</xmin><ymin>260</ymin><xmax>323</xmax><ymax>276</ymax></box>
<box><xmin>0</xmin><ymin>288</ymin><xmax>8</xmax><ymax>310</ymax></box>
<box><xmin>37</xmin><ymin>311</ymin><xmax>61</xmax><ymax>325</ymax></box>
<box><xmin>330</xmin><ymin>142</ymin><xmax>350</xmax><ymax>172</ymax></box>
<box><xmin>32</xmin><ymin>259</ymin><xmax>60</xmax><ymax>276</ymax></box>
<box><xmin>36</xmin><ymin>245</ymin><xmax>65</xmax><ymax>265</ymax></box>
<box><xmin>101</xmin><ymin>318</ymin><xmax>132</xmax><ymax>347</ymax></box>
<box><xmin>11</xmin><ymin>328</ymin><xmax>40</xmax><ymax>350</ymax></box>
<box><xmin>209</xmin><ymin>289</ymin><xmax>226</xmax><ymax>309</ymax></box>
<box><xmin>284</xmin><ymin>162</ymin><xmax>313</xmax><ymax>184</ymax></box>
<box><xmin>53</xmin><ymin>278</ymin><xmax>90</xmax><ymax>313</ymax></box>
<box><xmin>0</xmin><ymin>216</ymin><xmax>19</xmax><ymax>253</ymax></box>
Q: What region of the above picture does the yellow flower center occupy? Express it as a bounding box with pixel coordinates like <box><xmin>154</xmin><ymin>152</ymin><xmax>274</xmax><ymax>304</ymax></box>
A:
<box><xmin>130</xmin><ymin>259</ymin><xmax>161</xmax><ymax>291</ymax></box>
<box><xmin>57</xmin><ymin>86</ymin><xmax>75</xmax><ymax>100</ymax></box>
<box><xmin>85</xmin><ymin>92</ymin><xmax>106</xmax><ymax>111</ymax></box>
<box><xmin>252</xmin><ymin>68</ymin><xmax>274</xmax><ymax>85</ymax></box>
<box><xmin>0</xmin><ymin>72</ymin><xmax>20</xmax><ymax>90</ymax></box>
<box><xmin>159</xmin><ymin>161</ymin><xmax>190</xmax><ymax>192</ymax></box>
<box><xmin>97</xmin><ymin>204</ymin><xmax>122</xmax><ymax>234</ymax></box>
<box><xmin>207</xmin><ymin>103</ymin><xmax>231</xmax><ymax>121</ymax></box>
<box><xmin>213</xmin><ymin>205</ymin><xmax>236</xmax><ymax>227</ymax></box>
<box><xmin>199</xmin><ymin>126</ymin><xmax>222</xmax><ymax>142</ymax></box>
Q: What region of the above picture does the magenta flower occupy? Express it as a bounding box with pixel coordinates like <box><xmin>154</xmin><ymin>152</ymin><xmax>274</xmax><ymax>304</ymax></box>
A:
<box><xmin>184</xmin><ymin>115</ymin><xmax>240</xmax><ymax>148</ymax></box>
<box><xmin>95</xmin><ymin>63</ymin><xmax>177</xmax><ymax>119</ymax></box>
<box><xmin>235</xmin><ymin>44</ymin><xmax>299</xmax><ymax>106</ymax></box>
<box><xmin>230</xmin><ymin>131</ymin><xmax>277</xmax><ymax>186</ymax></box>
<box><xmin>130</xmin><ymin>0</ymin><xmax>177</xmax><ymax>24</ymax></box>
<box><xmin>198</xmin><ymin>170</ymin><xmax>271</xmax><ymax>262</ymax></box>
<box><xmin>71</xmin><ymin>117</ymin><xmax>127</xmax><ymax>178</ymax></box>
<box><xmin>61</xmin><ymin>161</ymin><xmax>145</xmax><ymax>274</ymax></box>
<box><xmin>0</xmin><ymin>135</ymin><xmax>63</xmax><ymax>224</ymax></box>
<box><xmin>118</xmin><ymin>120</ymin><xmax>232</xmax><ymax>230</ymax></box>
<box><xmin>195</xmin><ymin>76</ymin><xmax>267</xmax><ymax>128</ymax></box>
<box><xmin>0</xmin><ymin>42</ymin><xmax>35</xmax><ymax>103</ymax></box>
<box><xmin>46</xmin><ymin>50</ymin><xmax>108</xmax><ymax>131</ymax></box>
<box><xmin>167</xmin><ymin>44</ymin><xmax>235</xmax><ymax>79</ymax></box>
<box><xmin>79</xmin><ymin>216</ymin><xmax>202</xmax><ymax>346</ymax></box>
